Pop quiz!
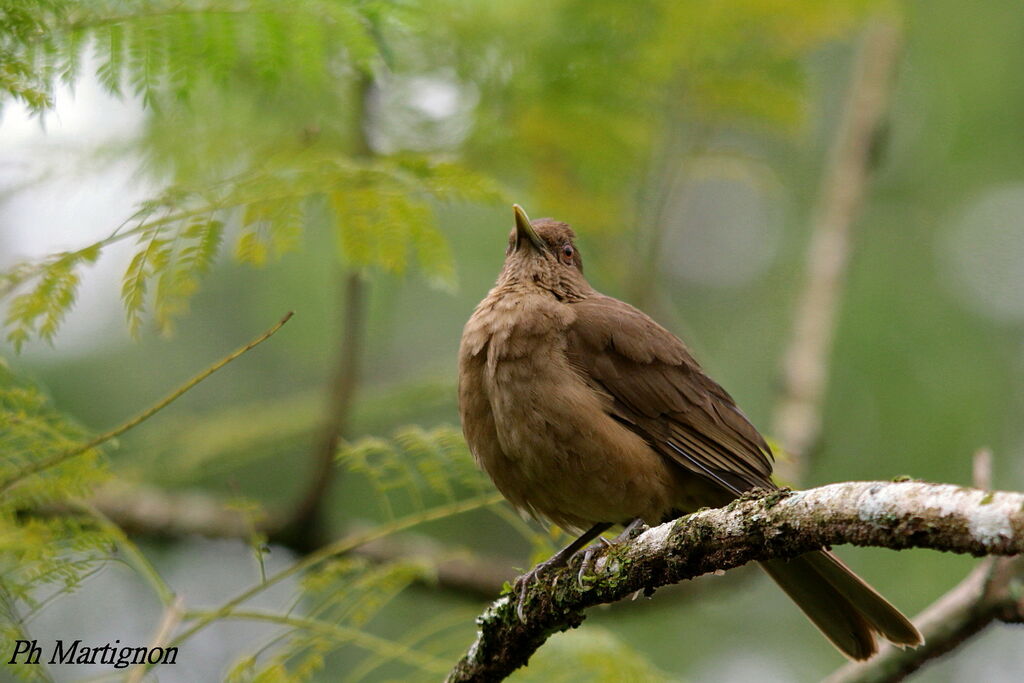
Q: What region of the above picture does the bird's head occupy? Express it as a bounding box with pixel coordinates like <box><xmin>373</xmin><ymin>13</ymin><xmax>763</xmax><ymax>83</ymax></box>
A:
<box><xmin>498</xmin><ymin>205</ymin><xmax>589</xmax><ymax>300</ymax></box>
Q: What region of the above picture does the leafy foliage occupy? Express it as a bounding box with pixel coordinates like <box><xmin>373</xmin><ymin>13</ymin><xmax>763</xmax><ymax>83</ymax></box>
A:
<box><xmin>0</xmin><ymin>361</ymin><xmax>113</xmax><ymax>681</ymax></box>
<box><xmin>1</xmin><ymin>0</ymin><xmax>383</xmax><ymax>114</ymax></box>
<box><xmin>447</xmin><ymin>0</ymin><xmax>888</xmax><ymax>286</ymax></box>
<box><xmin>0</xmin><ymin>0</ymin><xmax>71</xmax><ymax>112</ymax></box>
<box><xmin>0</xmin><ymin>365</ymin><xmax>501</xmax><ymax>683</ymax></box>
<box><xmin>2</xmin><ymin>1</ymin><xmax>507</xmax><ymax>345</ymax></box>
<box><xmin>515</xmin><ymin>627</ymin><xmax>672</xmax><ymax>683</ymax></box>
<box><xmin>200</xmin><ymin>428</ymin><xmax>502</xmax><ymax>682</ymax></box>
<box><xmin>0</xmin><ymin>361</ymin><xmax>107</xmax><ymax>513</ymax></box>
<box><xmin>2</xmin><ymin>153</ymin><xmax>502</xmax><ymax>343</ymax></box>
<box><xmin>1</xmin><ymin>245</ymin><xmax>100</xmax><ymax>351</ymax></box>
<box><xmin>340</xmin><ymin>425</ymin><xmax>490</xmax><ymax>519</ymax></box>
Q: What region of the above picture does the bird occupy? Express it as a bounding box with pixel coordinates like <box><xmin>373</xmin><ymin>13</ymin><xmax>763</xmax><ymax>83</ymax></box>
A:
<box><xmin>457</xmin><ymin>204</ymin><xmax>923</xmax><ymax>660</ymax></box>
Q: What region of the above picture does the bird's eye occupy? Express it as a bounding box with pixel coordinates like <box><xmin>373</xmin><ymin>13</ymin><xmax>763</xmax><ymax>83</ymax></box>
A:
<box><xmin>561</xmin><ymin>244</ymin><xmax>574</xmax><ymax>263</ymax></box>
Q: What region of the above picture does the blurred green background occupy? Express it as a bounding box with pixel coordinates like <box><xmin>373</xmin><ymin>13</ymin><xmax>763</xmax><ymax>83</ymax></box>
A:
<box><xmin>2</xmin><ymin>0</ymin><xmax>1023</xmax><ymax>681</ymax></box>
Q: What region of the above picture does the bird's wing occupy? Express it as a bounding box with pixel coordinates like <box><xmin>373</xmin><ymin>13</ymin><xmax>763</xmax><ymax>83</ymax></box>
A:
<box><xmin>566</xmin><ymin>295</ymin><xmax>774</xmax><ymax>495</ymax></box>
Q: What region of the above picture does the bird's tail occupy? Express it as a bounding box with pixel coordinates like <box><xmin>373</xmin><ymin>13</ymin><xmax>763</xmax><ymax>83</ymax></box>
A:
<box><xmin>759</xmin><ymin>550</ymin><xmax>923</xmax><ymax>660</ymax></box>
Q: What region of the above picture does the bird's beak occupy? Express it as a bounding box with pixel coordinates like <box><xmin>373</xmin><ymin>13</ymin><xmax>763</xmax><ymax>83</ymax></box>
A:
<box><xmin>513</xmin><ymin>204</ymin><xmax>546</xmax><ymax>253</ymax></box>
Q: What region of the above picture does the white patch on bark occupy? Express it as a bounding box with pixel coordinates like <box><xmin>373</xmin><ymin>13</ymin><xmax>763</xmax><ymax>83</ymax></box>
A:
<box><xmin>856</xmin><ymin>482</ymin><xmax>959</xmax><ymax>523</ymax></box>
<box><xmin>967</xmin><ymin>494</ymin><xmax>1015</xmax><ymax>547</ymax></box>
<box><xmin>632</xmin><ymin>521</ymin><xmax>673</xmax><ymax>555</ymax></box>
<box><xmin>846</xmin><ymin>482</ymin><xmax>1017</xmax><ymax>547</ymax></box>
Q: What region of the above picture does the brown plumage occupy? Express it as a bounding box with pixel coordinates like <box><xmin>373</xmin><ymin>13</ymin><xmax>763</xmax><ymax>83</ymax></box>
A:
<box><xmin>458</xmin><ymin>205</ymin><xmax>922</xmax><ymax>660</ymax></box>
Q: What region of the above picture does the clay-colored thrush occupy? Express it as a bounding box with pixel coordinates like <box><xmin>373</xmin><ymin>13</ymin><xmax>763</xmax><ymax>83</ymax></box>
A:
<box><xmin>458</xmin><ymin>205</ymin><xmax>922</xmax><ymax>659</ymax></box>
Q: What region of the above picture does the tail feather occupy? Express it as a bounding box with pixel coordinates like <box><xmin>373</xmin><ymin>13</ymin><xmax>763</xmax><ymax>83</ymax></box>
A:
<box><xmin>760</xmin><ymin>551</ymin><xmax>922</xmax><ymax>660</ymax></box>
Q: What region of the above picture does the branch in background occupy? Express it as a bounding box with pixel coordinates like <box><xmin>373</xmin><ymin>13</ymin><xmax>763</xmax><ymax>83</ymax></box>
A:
<box><xmin>280</xmin><ymin>270</ymin><xmax>367</xmax><ymax>551</ymax></box>
<box><xmin>85</xmin><ymin>482</ymin><xmax>263</xmax><ymax>539</ymax></box>
<box><xmin>353</xmin><ymin>526</ymin><xmax>515</xmax><ymax>599</ymax></box>
<box><xmin>447</xmin><ymin>480</ymin><xmax>1024</xmax><ymax>682</ymax></box>
<box><xmin>824</xmin><ymin>448</ymin><xmax>1023</xmax><ymax>683</ymax></box>
<box><xmin>772</xmin><ymin>18</ymin><xmax>902</xmax><ymax>482</ymax></box>
<box><xmin>280</xmin><ymin>73</ymin><xmax>375</xmax><ymax>551</ymax></box>
<box><xmin>74</xmin><ymin>482</ymin><xmax>513</xmax><ymax>598</ymax></box>
<box><xmin>825</xmin><ymin>555</ymin><xmax>1024</xmax><ymax>683</ymax></box>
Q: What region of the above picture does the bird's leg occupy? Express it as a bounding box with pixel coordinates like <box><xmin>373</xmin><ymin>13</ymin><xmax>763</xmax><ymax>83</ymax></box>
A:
<box><xmin>515</xmin><ymin>522</ymin><xmax>612</xmax><ymax>622</ymax></box>
<box><xmin>613</xmin><ymin>517</ymin><xmax>648</xmax><ymax>543</ymax></box>
<box><xmin>576</xmin><ymin>518</ymin><xmax>648</xmax><ymax>588</ymax></box>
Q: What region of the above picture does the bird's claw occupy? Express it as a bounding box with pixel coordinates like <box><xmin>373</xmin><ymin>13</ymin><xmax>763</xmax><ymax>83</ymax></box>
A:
<box><xmin>512</xmin><ymin>523</ymin><xmax>627</xmax><ymax>621</ymax></box>
<box><xmin>576</xmin><ymin>536</ymin><xmax>613</xmax><ymax>589</ymax></box>
<box><xmin>513</xmin><ymin>572</ymin><xmax>535</xmax><ymax>622</ymax></box>
<box><xmin>513</xmin><ymin>557</ymin><xmax>563</xmax><ymax>623</ymax></box>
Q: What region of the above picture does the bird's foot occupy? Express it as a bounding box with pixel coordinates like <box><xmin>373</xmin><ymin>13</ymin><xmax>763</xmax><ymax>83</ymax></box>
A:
<box><xmin>511</xmin><ymin>522</ymin><xmax>614</xmax><ymax>622</ymax></box>
<box><xmin>514</xmin><ymin>555</ymin><xmax>570</xmax><ymax>622</ymax></box>
<box><xmin>575</xmin><ymin>537</ymin><xmax>613</xmax><ymax>588</ymax></box>
<box><xmin>575</xmin><ymin>519</ymin><xmax>647</xmax><ymax>588</ymax></box>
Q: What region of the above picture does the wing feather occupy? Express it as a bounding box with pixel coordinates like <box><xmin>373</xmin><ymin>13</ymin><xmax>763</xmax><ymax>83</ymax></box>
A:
<box><xmin>567</xmin><ymin>295</ymin><xmax>774</xmax><ymax>495</ymax></box>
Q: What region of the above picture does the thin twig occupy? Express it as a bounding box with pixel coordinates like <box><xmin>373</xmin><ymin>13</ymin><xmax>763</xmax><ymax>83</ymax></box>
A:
<box><xmin>282</xmin><ymin>271</ymin><xmax>366</xmax><ymax>549</ymax></box>
<box><xmin>0</xmin><ymin>312</ymin><xmax>294</xmax><ymax>494</ymax></box>
<box><xmin>125</xmin><ymin>596</ymin><xmax>184</xmax><ymax>683</ymax></box>
<box><xmin>182</xmin><ymin>608</ymin><xmax>452</xmax><ymax>674</ymax></box>
<box><xmin>165</xmin><ymin>492</ymin><xmax>503</xmax><ymax>655</ymax></box>
<box><xmin>772</xmin><ymin>18</ymin><xmax>902</xmax><ymax>482</ymax></box>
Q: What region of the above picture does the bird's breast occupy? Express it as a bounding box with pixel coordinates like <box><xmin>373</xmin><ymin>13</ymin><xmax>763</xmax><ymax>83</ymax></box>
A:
<box><xmin>458</xmin><ymin>290</ymin><xmax>682</xmax><ymax>529</ymax></box>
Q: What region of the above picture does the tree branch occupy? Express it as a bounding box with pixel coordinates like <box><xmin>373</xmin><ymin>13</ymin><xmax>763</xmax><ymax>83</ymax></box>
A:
<box><xmin>772</xmin><ymin>18</ymin><xmax>902</xmax><ymax>482</ymax></box>
<box><xmin>824</xmin><ymin>450</ymin><xmax>1024</xmax><ymax>682</ymax></box>
<box><xmin>446</xmin><ymin>480</ymin><xmax>1024</xmax><ymax>682</ymax></box>
<box><xmin>825</xmin><ymin>555</ymin><xmax>1024</xmax><ymax>683</ymax></box>
<box><xmin>67</xmin><ymin>482</ymin><xmax>514</xmax><ymax>598</ymax></box>
<box><xmin>280</xmin><ymin>72</ymin><xmax>375</xmax><ymax>550</ymax></box>
<box><xmin>280</xmin><ymin>269</ymin><xmax>367</xmax><ymax>550</ymax></box>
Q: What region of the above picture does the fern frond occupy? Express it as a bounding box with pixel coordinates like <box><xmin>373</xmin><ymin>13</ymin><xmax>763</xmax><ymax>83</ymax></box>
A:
<box><xmin>3</xmin><ymin>0</ymin><xmax>388</xmax><ymax>115</ymax></box>
<box><xmin>95</xmin><ymin>20</ymin><xmax>124</xmax><ymax>95</ymax></box>
<box><xmin>121</xmin><ymin>224</ymin><xmax>169</xmax><ymax>336</ymax></box>
<box><xmin>3</xmin><ymin>246</ymin><xmax>100</xmax><ymax>351</ymax></box>
<box><xmin>0</xmin><ymin>363</ymin><xmax>109</xmax><ymax>510</ymax></box>
<box><xmin>0</xmin><ymin>0</ymin><xmax>70</xmax><ymax>112</ymax></box>
<box><xmin>2</xmin><ymin>153</ymin><xmax>502</xmax><ymax>345</ymax></box>
<box><xmin>0</xmin><ymin>361</ymin><xmax>116</xmax><ymax>681</ymax></box>
<box><xmin>153</xmin><ymin>218</ymin><xmax>224</xmax><ymax>334</ymax></box>
<box><xmin>339</xmin><ymin>425</ymin><xmax>487</xmax><ymax>520</ymax></box>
